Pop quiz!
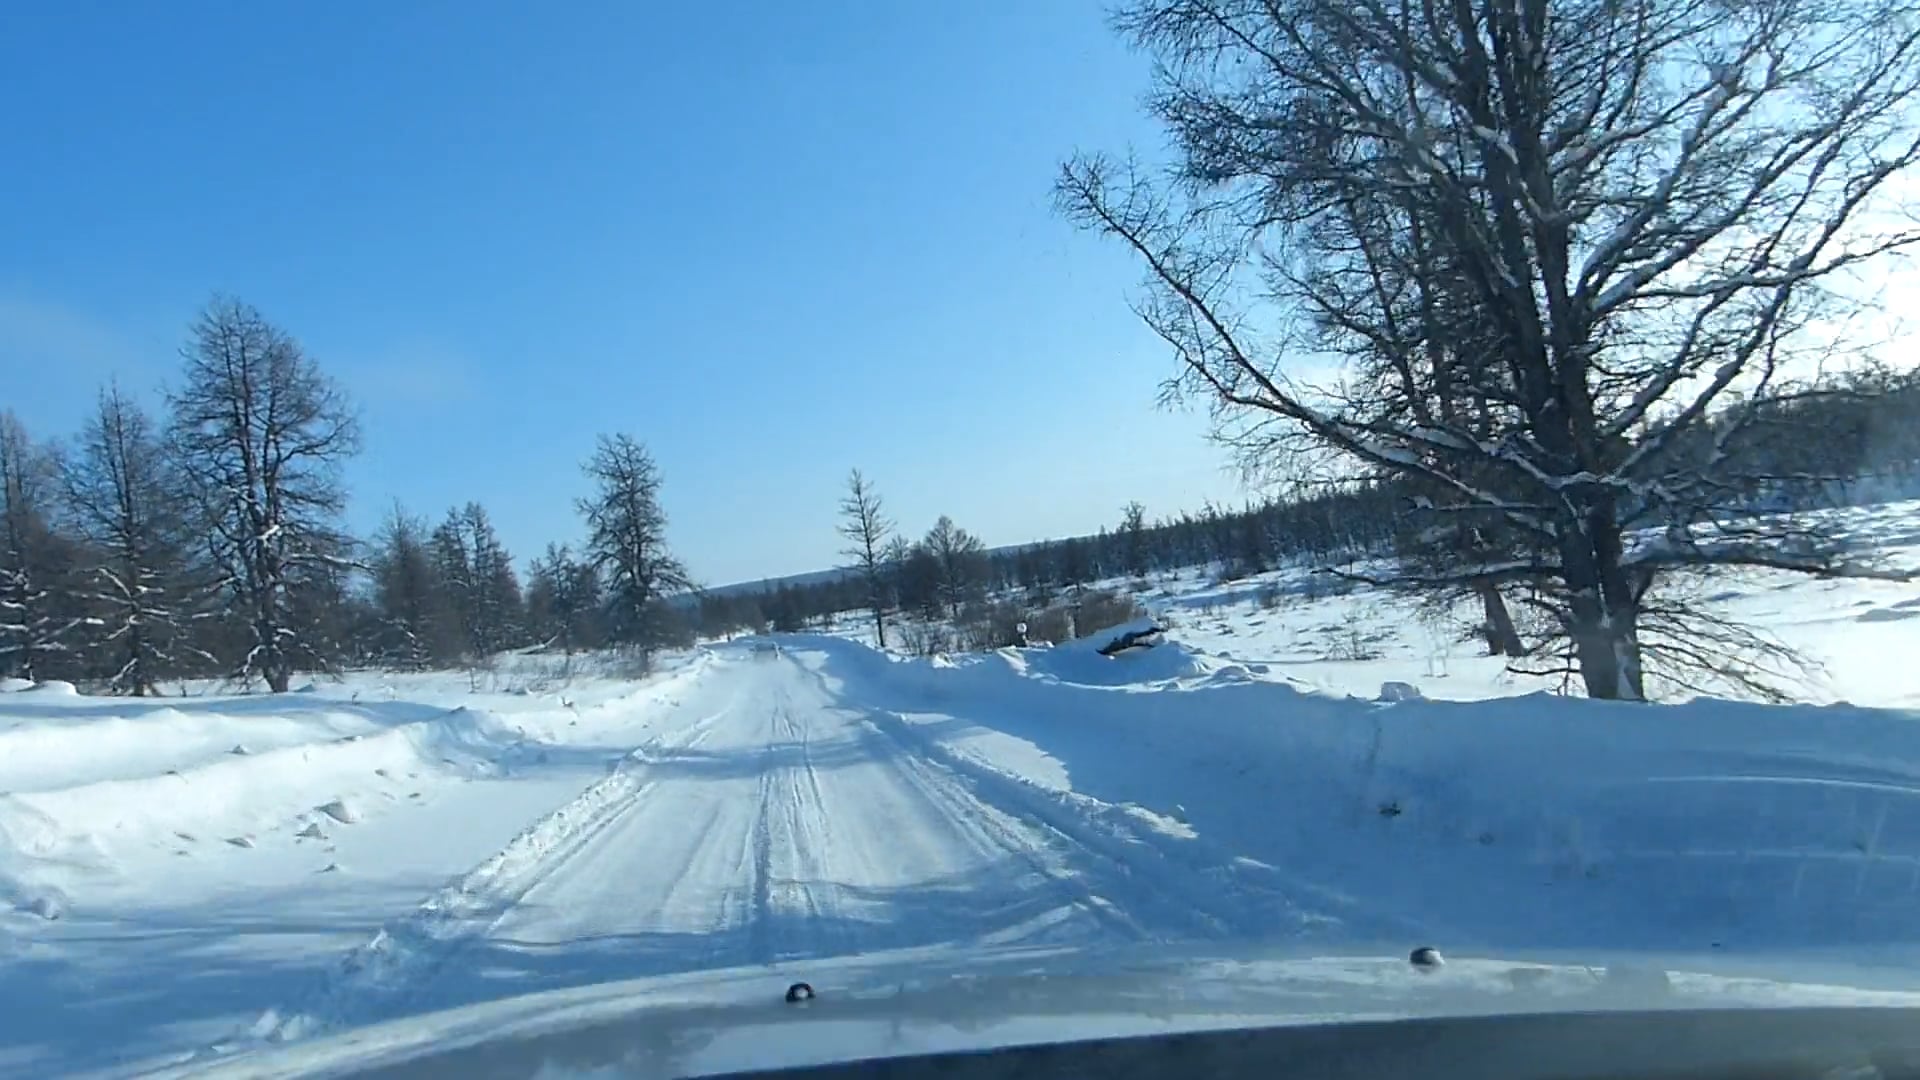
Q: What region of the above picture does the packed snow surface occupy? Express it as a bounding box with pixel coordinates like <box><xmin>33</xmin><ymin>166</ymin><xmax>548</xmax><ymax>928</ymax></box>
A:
<box><xmin>7</xmin><ymin>502</ymin><xmax>1920</xmax><ymax>1076</ymax></box>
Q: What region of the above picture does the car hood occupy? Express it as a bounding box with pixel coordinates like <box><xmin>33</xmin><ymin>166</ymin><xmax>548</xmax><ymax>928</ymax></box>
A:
<box><xmin>153</xmin><ymin>943</ymin><xmax>1920</xmax><ymax>1080</ymax></box>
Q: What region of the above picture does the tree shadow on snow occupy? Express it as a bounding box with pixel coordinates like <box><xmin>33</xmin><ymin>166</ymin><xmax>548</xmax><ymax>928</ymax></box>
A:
<box><xmin>0</xmin><ymin>897</ymin><xmax>384</xmax><ymax>1075</ymax></box>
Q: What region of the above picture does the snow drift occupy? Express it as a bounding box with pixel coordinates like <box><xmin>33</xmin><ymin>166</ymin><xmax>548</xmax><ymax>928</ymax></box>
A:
<box><xmin>789</xmin><ymin>630</ymin><xmax>1920</xmax><ymax>952</ymax></box>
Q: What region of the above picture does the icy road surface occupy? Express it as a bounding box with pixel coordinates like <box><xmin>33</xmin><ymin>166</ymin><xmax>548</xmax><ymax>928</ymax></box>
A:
<box><xmin>330</xmin><ymin>648</ymin><xmax>1301</xmax><ymax>1029</ymax></box>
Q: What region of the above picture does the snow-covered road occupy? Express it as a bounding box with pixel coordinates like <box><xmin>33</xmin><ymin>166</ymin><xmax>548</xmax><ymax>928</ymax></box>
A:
<box><xmin>396</xmin><ymin>650</ymin><xmax>1152</xmax><ymax>1018</ymax></box>
<box><xmin>15</xmin><ymin>592</ymin><xmax>1920</xmax><ymax>1076</ymax></box>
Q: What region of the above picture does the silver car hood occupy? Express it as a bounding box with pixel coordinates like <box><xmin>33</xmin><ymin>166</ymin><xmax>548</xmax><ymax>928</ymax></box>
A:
<box><xmin>155</xmin><ymin>944</ymin><xmax>1920</xmax><ymax>1079</ymax></box>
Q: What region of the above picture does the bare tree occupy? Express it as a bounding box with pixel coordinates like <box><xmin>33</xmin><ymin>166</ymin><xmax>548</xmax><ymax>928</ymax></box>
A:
<box><xmin>461</xmin><ymin>502</ymin><xmax>524</xmax><ymax>656</ymax></box>
<box><xmin>838</xmin><ymin>468</ymin><xmax>896</xmax><ymax>648</ymax></box>
<box><xmin>579</xmin><ymin>434</ymin><xmax>691</xmax><ymax>655</ymax></box>
<box><xmin>527</xmin><ymin>542</ymin><xmax>603</xmax><ymax>655</ymax></box>
<box><xmin>1060</xmin><ymin>0</ymin><xmax>1920</xmax><ymax>699</ymax></box>
<box><xmin>370</xmin><ymin>505</ymin><xmax>452</xmax><ymax>670</ymax></box>
<box><xmin>428</xmin><ymin>502</ymin><xmax>524</xmax><ymax>661</ymax></box>
<box><xmin>62</xmin><ymin>385</ymin><xmax>211</xmax><ymax>694</ymax></box>
<box><xmin>0</xmin><ymin>412</ymin><xmax>79</xmax><ymax>681</ymax></box>
<box><xmin>924</xmin><ymin>514</ymin><xmax>988</xmax><ymax>621</ymax></box>
<box><xmin>1119</xmin><ymin>501</ymin><xmax>1151</xmax><ymax>578</ymax></box>
<box><xmin>169</xmin><ymin>297</ymin><xmax>361</xmax><ymax>692</ymax></box>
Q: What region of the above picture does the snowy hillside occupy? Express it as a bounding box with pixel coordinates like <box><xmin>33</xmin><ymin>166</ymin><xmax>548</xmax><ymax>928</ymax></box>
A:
<box><xmin>6</xmin><ymin>503</ymin><xmax>1920</xmax><ymax>1077</ymax></box>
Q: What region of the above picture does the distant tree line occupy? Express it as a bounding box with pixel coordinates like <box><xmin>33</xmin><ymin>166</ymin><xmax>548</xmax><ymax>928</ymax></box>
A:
<box><xmin>1</xmin><ymin>296</ymin><xmax>697</xmax><ymax>691</ymax></box>
<box><xmin>683</xmin><ymin>471</ymin><xmax>1409</xmax><ymax>651</ymax></box>
<box><xmin>720</xmin><ymin>364</ymin><xmax>1920</xmax><ymax>662</ymax></box>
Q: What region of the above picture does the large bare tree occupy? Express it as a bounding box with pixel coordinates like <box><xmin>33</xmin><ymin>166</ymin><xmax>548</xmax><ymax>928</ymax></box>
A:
<box><xmin>169</xmin><ymin>297</ymin><xmax>360</xmax><ymax>692</ymax></box>
<box><xmin>1060</xmin><ymin>0</ymin><xmax>1920</xmax><ymax>699</ymax></box>
<box><xmin>837</xmin><ymin>468</ymin><xmax>896</xmax><ymax>648</ymax></box>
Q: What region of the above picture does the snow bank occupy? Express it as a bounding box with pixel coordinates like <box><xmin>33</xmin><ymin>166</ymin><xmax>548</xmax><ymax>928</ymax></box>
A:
<box><xmin>0</xmin><ymin>705</ymin><xmax>523</xmax><ymax>848</ymax></box>
<box><xmin>0</xmin><ymin>702</ymin><xmax>384</xmax><ymax>793</ymax></box>
<box><xmin>793</xmin><ymin>633</ymin><xmax>1920</xmax><ymax>951</ymax></box>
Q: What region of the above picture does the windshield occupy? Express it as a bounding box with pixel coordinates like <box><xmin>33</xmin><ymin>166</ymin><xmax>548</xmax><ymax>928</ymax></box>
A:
<box><xmin>6</xmin><ymin>2</ymin><xmax>1920</xmax><ymax>1077</ymax></box>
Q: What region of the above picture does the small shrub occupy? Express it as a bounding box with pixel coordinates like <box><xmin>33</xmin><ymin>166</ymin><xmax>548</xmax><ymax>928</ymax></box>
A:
<box><xmin>1024</xmin><ymin>606</ymin><xmax>1074</xmax><ymax>645</ymax></box>
<box><xmin>605</xmin><ymin>647</ymin><xmax>657</xmax><ymax>679</ymax></box>
<box><xmin>899</xmin><ymin>621</ymin><xmax>950</xmax><ymax>657</ymax></box>
<box><xmin>958</xmin><ymin>600</ymin><xmax>1031</xmax><ymax>651</ymax></box>
<box><xmin>1074</xmin><ymin>589</ymin><xmax>1147</xmax><ymax>639</ymax></box>
<box><xmin>1320</xmin><ymin>624</ymin><xmax>1385</xmax><ymax>662</ymax></box>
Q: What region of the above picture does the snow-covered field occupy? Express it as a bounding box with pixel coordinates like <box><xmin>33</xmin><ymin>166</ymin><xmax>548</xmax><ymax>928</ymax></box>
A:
<box><xmin>7</xmin><ymin>501</ymin><xmax>1920</xmax><ymax>1077</ymax></box>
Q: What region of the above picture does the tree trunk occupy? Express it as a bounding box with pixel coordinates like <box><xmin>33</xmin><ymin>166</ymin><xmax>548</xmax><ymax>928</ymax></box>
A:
<box><xmin>258</xmin><ymin>620</ymin><xmax>292</xmax><ymax>692</ymax></box>
<box><xmin>872</xmin><ymin>608</ymin><xmax>887</xmax><ymax>649</ymax></box>
<box><xmin>1477</xmin><ymin>583</ymin><xmax>1524</xmax><ymax>657</ymax></box>
<box><xmin>1568</xmin><ymin>601</ymin><xmax>1643</xmax><ymax>700</ymax></box>
<box><xmin>1560</xmin><ymin>506</ymin><xmax>1646</xmax><ymax>701</ymax></box>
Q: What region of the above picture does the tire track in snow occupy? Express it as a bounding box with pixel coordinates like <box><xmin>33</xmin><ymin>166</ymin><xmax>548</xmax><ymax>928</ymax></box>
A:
<box><xmin>860</xmin><ymin>705</ymin><xmax>1325</xmax><ymax>944</ymax></box>
<box><xmin>253</xmin><ymin>652</ymin><xmax>1259</xmax><ymax>1050</ymax></box>
<box><xmin>228</xmin><ymin>690</ymin><xmax>744</xmax><ymax>1048</ymax></box>
<box><xmin>857</xmin><ymin>713</ymin><xmax>1149</xmax><ymax>944</ymax></box>
<box><xmin>759</xmin><ymin>683</ymin><xmax>866</xmax><ymax>960</ymax></box>
<box><xmin>744</xmin><ymin>702</ymin><xmax>778</xmax><ymax>965</ymax></box>
<box><xmin>755</xmin><ymin>665</ymin><xmax>1143</xmax><ymax>952</ymax></box>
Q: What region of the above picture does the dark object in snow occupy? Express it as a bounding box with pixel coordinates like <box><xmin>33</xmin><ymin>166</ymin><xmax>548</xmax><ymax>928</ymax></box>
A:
<box><xmin>18</xmin><ymin>892</ymin><xmax>65</xmax><ymax>920</ymax></box>
<box><xmin>1507</xmin><ymin>967</ymin><xmax>1550</xmax><ymax>990</ymax></box>
<box><xmin>785</xmin><ymin>982</ymin><xmax>815</xmax><ymax>1004</ymax></box>
<box><xmin>1377</xmin><ymin>681</ymin><xmax>1424</xmax><ymax>702</ymax></box>
<box><xmin>1096</xmin><ymin>626</ymin><xmax>1166</xmax><ymax>656</ymax></box>
<box><xmin>1602</xmin><ymin>965</ymin><xmax>1671</xmax><ymax>996</ymax></box>
<box><xmin>1410</xmin><ymin>946</ymin><xmax>1443</xmax><ymax>970</ymax></box>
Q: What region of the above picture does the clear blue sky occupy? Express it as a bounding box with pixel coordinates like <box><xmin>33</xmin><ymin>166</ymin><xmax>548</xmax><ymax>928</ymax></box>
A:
<box><xmin>0</xmin><ymin>0</ymin><xmax>1251</xmax><ymax>586</ymax></box>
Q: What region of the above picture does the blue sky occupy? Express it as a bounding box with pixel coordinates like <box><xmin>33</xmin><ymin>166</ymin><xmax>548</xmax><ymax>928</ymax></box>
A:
<box><xmin>0</xmin><ymin>1</ymin><xmax>1251</xmax><ymax>585</ymax></box>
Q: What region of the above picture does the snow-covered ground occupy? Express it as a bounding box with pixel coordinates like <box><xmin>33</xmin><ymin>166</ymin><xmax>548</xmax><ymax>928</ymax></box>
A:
<box><xmin>1137</xmin><ymin>498</ymin><xmax>1920</xmax><ymax>708</ymax></box>
<box><xmin>8</xmin><ymin>502</ymin><xmax>1920</xmax><ymax>1077</ymax></box>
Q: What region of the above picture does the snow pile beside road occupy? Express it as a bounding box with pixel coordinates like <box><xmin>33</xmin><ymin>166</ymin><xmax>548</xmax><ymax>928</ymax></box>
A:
<box><xmin>996</xmin><ymin>617</ymin><xmax>1215</xmax><ymax>687</ymax></box>
<box><xmin>0</xmin><ymin>686</ymin><xmax>592</xmax><ymax>928</ymax></box>
<box><xmin>0</xmin><ymin>648</ymin><xmax>734</xmax><ymax>1074</ymax></box>
<box><xmin>792</xmin><ymin>630</ymin><xmax>1920</xmax><ymax>952</ymax></box>
<box><xmin>2</xmin><ymin>705</ymin><xmax>516</xmax><ymax>847</ymax></box>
